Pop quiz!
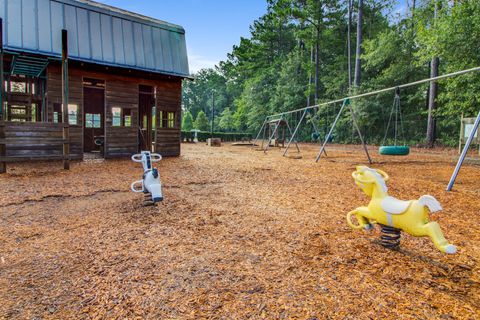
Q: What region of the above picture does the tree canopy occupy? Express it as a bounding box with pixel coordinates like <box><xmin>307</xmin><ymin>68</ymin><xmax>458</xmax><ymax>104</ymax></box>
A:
<box><xmin>182</xmin><ymin>0</ymin><xmax>480</xmax><ymax>146</ymax></box>
<box><xmin>194</xmin><ymin>110</ymin><xmax>210</xmax><ymax>131</ymax></box>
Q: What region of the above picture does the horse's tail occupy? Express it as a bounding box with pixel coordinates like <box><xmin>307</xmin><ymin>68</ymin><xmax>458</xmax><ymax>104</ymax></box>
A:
<box><xmin>418</xmin><ymin>195</ymin><xmax>442</xmax><ymax>213</ymax></box>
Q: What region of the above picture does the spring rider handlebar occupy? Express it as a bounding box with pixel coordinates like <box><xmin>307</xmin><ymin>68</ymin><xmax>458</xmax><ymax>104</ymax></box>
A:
<box><xmin>131</xmin><ymin>151</ymin><xmax>163</xmax><ymax>205</ymax></box>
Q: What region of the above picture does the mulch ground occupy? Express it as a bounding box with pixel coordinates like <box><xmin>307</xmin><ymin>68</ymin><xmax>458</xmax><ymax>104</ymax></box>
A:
<box><xmin>0</xmin><ymin>143</ymin><xmax>479</xmax><ymax>319</ymax></box>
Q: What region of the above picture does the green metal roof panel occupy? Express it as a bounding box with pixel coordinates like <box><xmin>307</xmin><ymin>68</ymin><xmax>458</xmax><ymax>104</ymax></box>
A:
<box><xmin>0</xmin><ymin>0</ymin><xmax>190</xmax><ymax>77</ymax></box>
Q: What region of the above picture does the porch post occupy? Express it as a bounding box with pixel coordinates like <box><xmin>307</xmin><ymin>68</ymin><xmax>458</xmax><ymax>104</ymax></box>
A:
<box><xmin>61</xmin><ymin>29</ymin><xmax>70</xmax><ymax>170</ymax></box>
<box><xmin>0</xmin><ymin>18</ymin><xmax>4</xmax><ymax>121</ymax></box>
<box><xmin>0</xmin><ymin>19</ymin><xmax>5</xmax><ymax>173</ymax></box>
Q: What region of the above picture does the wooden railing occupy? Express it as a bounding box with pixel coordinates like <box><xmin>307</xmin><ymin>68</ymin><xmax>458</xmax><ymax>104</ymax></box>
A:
<box><xmin>0</xmin><ymin>121</ymin><xmax>70</xmax><ymax>173</ymax></box>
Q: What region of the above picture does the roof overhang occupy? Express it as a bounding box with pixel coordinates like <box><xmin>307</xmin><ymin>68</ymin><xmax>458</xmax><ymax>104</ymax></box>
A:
<box><xmin>9</xmin><ymin>54</ymin><xmax>50</xmax><ymax>77</ymax></box>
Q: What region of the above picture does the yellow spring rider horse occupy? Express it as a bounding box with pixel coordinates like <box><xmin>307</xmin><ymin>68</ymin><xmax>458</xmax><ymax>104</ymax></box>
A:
<box><xmin>347</xmin><ymin>166</ymin><xmax>456</xmax><ymax>254</ymax></box>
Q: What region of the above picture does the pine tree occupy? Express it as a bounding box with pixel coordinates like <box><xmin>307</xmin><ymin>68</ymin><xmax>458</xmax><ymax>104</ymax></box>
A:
<box><xmin>182</xmin><ymin>111</ymin><xmax>194</xmax><ymax>131</ymax></box>
<box><xmin>194</xmin><ymin>111</ymin><xmax>209</xmax><ymax>131</ymax></box>
<box><xmin>219</xmin><ymin>107</ymin><xmax>234</xmax><ymax>132</ymax></box>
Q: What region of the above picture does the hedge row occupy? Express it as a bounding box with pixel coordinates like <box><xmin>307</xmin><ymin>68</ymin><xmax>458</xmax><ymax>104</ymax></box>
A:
<box><xmin>181</xmin><ymin>131</ymin><xmax>252</xmax><ymax>142</ymax></box>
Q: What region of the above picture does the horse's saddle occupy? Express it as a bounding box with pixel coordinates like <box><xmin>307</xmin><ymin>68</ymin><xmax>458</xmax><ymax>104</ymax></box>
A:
<box><xmin>381</xmin><ymin>196</ymin><xmax>411</xmax><ymax>214</ymax></box>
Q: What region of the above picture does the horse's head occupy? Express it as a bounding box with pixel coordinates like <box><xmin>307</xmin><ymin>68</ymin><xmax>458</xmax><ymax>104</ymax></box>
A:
<box><xmin>352</xmin><ymin>166</ymin><xmax>389</xmax><ymax>197</ymax></box>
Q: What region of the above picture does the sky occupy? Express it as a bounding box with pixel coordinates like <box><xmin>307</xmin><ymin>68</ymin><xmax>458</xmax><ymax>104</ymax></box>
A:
<box><xmin>96</xmin><ymin>0</ymin><xmax>268</xmax><ymax>73</ymax></box>
<box><xmin>96</xmin><ymin>0</ymin><xmax>409</xmax><ymax>74</ymax></box>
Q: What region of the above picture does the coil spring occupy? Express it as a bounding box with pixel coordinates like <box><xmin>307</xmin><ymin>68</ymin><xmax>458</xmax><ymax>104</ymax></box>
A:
<box><xmin>379</xmin><ymin>224</ymin><xmax>401</xmax><ymax>249</ymax></box>
<box><xmin>143</xmin><ymin>192</ymin><xmax>155</xmax><ymax>206</ymax></box>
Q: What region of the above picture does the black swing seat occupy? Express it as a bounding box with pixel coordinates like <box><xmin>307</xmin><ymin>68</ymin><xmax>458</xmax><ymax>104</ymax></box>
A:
<box><xmin>379</xmin><ymin>145</ymin><xmax>410</xmax><ymax>156</ymax></box>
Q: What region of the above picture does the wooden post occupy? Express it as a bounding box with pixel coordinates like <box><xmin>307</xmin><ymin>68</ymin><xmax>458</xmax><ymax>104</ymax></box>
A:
<box><xmin>0</xmin><ymin>18</ymin><xmax>3</xmax><ymax>122</ymax></box>
<box><xmin>0</xmin><ymin>18</ymin><xmax>5</xmax><ymax>173</ymax></box>
<box><xmin>0</xmin><ymin>122</ymin><xmax>5</xmax><ymax>174</ymax></box>
<box><xmin>61</xmin><ymin>29</ymin><xmax>70</xmax><ymax>170</ymax></box>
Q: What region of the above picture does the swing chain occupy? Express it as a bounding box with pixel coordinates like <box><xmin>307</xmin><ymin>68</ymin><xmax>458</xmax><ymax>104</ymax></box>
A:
<box><xmin>382</xmin><ymin>87</ymin><xmax>406</xmax><ymax>147</ymax></box>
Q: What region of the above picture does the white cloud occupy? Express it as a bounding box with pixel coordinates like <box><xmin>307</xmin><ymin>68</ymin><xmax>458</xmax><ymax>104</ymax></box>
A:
<box><xmin>188</xmin><ymin>53</ymin><xmax>219</xmax><ymax>74</ymax></box>
<box><xmin>187</xmin><ymin>48</ymin><xmax>220</xmax><ymax>74</ymax></box>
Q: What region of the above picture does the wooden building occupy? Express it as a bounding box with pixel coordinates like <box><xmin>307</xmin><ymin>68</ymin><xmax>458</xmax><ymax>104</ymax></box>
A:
<box><xmin>0</xmin><ymin>0</ymin><xmax>189</xmax><ymax>172</ymax></box>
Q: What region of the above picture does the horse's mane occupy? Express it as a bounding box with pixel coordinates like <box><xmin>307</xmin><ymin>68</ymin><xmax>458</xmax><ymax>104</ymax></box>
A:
<box><xmin>364</xmin><ymin>168</ymin><xmax>388</xmax><ymax>193</ymax></box>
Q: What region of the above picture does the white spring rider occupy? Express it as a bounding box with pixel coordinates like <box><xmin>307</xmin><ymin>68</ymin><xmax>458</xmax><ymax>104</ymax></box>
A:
<box><xmin>130</xmin><ymin>151</ymin><xmax>163</xmax><ymax>204</ymax></box>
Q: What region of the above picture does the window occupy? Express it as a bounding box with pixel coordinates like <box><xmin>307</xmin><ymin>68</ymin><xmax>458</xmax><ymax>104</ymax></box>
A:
<box><xmin>7</xmin><ymin>104</ymin><xmax>38</xmax><ymax>122</ymax></box>
<box><xmin>152</xmin><ymin>107</ymin><xmax>156</xmax><ymax>128</ymax></box>
<box><xmin>124</xmin><ymin>109</ymin><xmax>132</xmax><ymax>127</ymax></box>
<box><xmin>68</xmin><ymin>104</ymin><xmax>78</xmax><ymax>125</ymax></box>
<box><xmin>168</xmin><ymin>112</ymin><xmax>175</xmax><ymax>128</ymax></box>
<box><xmin>10</xmin><ymin>81</ymin><xmax>26</xmax><ymax>93</ymax></box>
<box><xmin>158</xmin><ymin>111</ymin><xmax>176</xmax><ymax>128</ymax></box>
<box><xmin>112</xmin><ymin>107</ymin><xmax>122</xmax><ymax>126</ymax></box>
<box><xmin>10</xmin><ymin>106</ymin><xmax>26</xmax><ymax>116</ymax></box>
<box><xmin>85</xmin><ymin>113</ymin><xmax>101</xmax><ymax>128</ymax></box>
<box><xmin>83</xmin><ymin>78</ymin><xmax>105</xmax><ymax>88</ymax></box>
<box><xmin>53</xmin><ymin>103</ymin><xmax>62</xmax><ymax>123</ymax></box>
<box><xmin>9</xmin><ymin>105</ymin><xmax>26</xmax><ymax>122</ymax></box>
<box><xmin>112</xmin><ymin>107</ymin><xmax>132</xmax><ymax>127</ymax></box>
<box><xmin>31</xmin><ymin>104</ymin><xmax>37</xmax><ymax>122</ymax></box>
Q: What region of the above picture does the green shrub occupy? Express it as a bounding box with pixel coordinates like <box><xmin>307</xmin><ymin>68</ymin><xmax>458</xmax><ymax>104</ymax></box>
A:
<box><xmin>181</xmin><ymin>131</ymin><xmax>252</xmax><ymax>142</ymax></box>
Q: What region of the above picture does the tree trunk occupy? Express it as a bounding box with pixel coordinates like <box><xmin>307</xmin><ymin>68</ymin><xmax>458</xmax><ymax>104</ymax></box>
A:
<box><xmin>411</xmin><ymin>0</ymin><xmax>416</xmax><ymax>32</ymax></box>
<box><xmin>427</xmin><ymin>57</ymin><xmax>439</xmax><ymax>147</ymax></box>
<box><xmin>347</xmin><ymin>0</ymin><xmax>352</xmax><ymax>89</ymax></box>
<box><xmin>307</xmin><ymin>45</ymin><xmax>314</xmax><ymax>107</ymax></box>
<box><xmin>426</xmin><ymin>0</ymin><xmax>438</xmax><ymax>147</ymax></box>
<box><xmin>315</xmin><ymin>27</ymin><xmax>320</xmax><ymax>104</ymax></box>
<box><xmin>354</xmin><ymin>0</ymin><xmax>363</xmax><ymax>87</ymax></box>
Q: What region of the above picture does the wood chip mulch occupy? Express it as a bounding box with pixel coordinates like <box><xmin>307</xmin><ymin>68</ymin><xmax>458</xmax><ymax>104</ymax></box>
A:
<box><xmin>0</xmin><ymin>143</ymin><xmax>479</xmax><ymax>319</ymax></box>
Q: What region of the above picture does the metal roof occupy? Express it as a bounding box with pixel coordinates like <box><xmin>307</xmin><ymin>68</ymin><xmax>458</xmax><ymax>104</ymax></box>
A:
<box><xmin>0</xmin><ymin>0</ymin><xmax>190</xmax><ymax>77</ymax></box>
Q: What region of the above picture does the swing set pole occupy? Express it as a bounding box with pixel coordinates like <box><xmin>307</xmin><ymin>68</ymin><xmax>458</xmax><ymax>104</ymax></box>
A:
<box><xmin>268</xmin><ymin>65</ymin><xmax>480</xmax><ymax>119</ymax></box>
<box><xmin>264</xmin><ymin>118</ymin><xmax>283</xmax><ymax>153</ymax></box>
<box><xmin>350</xmin><ymin>104</ymin><xmax>372</xmax><ymax>164</ymax></box>
<box><xmin>316</xmin><ymin>99</ymin><xmax>349</xmax><ymax>162</ymax></box>
<box><xmin>283</xmin><ymin>109</ymin><xmax>307</xmax><ymax>156</ymax></box>
<box><xmin>446</xmin><ymin>109</ymin><xmax>480</xmax><ymax>191</ymax></box>
<box><xmin>252</xmin><ymin>117</ymin><xmax>268</xmax><ymax>147</ymax></box>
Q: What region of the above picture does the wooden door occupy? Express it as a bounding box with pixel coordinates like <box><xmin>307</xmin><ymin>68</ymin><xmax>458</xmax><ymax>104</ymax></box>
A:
<box><xmin>138</xmin><ymin>87</ymin><xmax>155</xmax><ymax>151</ymax></box>
<box><xmin>83</xmin><ymin>87</ymin><xmax>105</xmax><ymax>152</ymax></box>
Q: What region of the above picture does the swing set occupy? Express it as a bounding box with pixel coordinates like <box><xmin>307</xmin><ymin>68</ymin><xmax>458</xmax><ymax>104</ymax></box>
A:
<box><xmin>255</xmin><ymin>117</ymin><xmax>291</xmax><ymax>151</ymax></box>
<box><xmin>253</xmin><ymin>65</ymin><xmax>480</xmax><ymax>191</ymax></box>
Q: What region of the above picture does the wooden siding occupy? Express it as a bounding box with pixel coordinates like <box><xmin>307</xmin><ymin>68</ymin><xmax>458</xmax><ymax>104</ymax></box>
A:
<box><xmin>104</xmin><ymin>80</ymin><xmax>138</xmax><ymax>158</ymax></box>
<box><xmin>69</xmin><ymin>126</ymin><xmax>83</xmax><ymax>159</ymax></box>
<box><xmin>155</xmin><ymin>128</ymin><xmax>180</xmax><ymax>156</ymax></box>
<box><xmin>0</xmin><ymin>121</ymin><xmax>74</xmax><ymax>160</ymax></box>
<box><xmin>46</xmin><ymin>66</ymin><xmax>83</xmax><ymax>126</ymax></box>
<box><xmin>44</xmin><ymin>63</ymin><xmax>182</xmax><ymax>158</ymax></box>
<box><xmin>155</xmin><ymin>81</ymin><xmax>181</xmax><ymax>156</ymax></box>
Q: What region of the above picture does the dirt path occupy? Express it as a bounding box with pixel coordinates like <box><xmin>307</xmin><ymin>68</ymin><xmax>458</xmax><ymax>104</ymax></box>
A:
<box><xmin>0</xmin><ymin>143</ymin><xmax>479</xmax><ymax>319</ymax></box>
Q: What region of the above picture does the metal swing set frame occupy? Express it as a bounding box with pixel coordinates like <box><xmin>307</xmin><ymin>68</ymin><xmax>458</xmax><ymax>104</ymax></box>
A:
<box><xmin>256</xmin><ymin>117</ymin><xmax>300</xmax><ymax>153</ymax></box>
<box><xmin>252</xmin><ymin>65</ymin><xmax>480</xmax><ymax>191</ymax></box>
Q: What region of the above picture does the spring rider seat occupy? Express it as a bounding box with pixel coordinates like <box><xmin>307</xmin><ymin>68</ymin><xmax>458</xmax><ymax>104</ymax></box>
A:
<box><xmin>347</xmin><ymin>166</ymin><xmax>456</xmax><ymax>254</ymax></box>
<box><xmin>131</xmin><ymin>151</ymin><xmax>163</xmax><ymax>206</ymax></box>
